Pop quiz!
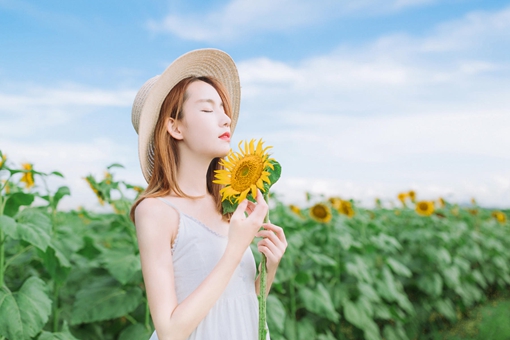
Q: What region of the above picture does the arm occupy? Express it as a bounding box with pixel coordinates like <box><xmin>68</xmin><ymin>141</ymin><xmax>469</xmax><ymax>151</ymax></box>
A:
<box><xmin>254</xmin><ymin>222</ymin><xmax>288</xmax><ymax>297</ymax></box>
<box><xmin>136</xmin><ymin>190</ymin><xmax>268</xmax><ymax>340</ymax></box>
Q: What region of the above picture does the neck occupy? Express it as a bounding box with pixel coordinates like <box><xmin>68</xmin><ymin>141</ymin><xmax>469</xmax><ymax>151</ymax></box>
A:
<box><xmin>175</xmin><ymin>149</ymin><xmax>213</xmax><ymax>198</ymax></box>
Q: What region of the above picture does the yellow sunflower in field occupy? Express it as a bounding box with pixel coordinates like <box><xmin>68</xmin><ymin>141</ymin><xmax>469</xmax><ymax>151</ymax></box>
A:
<box><xmin>213</xmin><ymin>139</ymin><xmax>275</xmax><ymax>204</ymax></box>
<box><xmin>20</xmin><ymin>163</ymin><xmax>35</xmax><ymax>189</ymax></box>
<box><xmin>397</xmin><ymin>192</ymin><xmax>408</xmax><ymax>205</ymax></box>
<box><xmin>289</xmin><ymin>204</ymin><xmax>302</xmax><ymax>216</ymax></box>
<box><xmin>408</xmin><ymin>190</ymin><xmax>416</xmax><ymax>203</ymax></box>
<box><xmin>375</xmin><ymin>197</ymin><xmax>382</xmax><ymax>208</ymax></box>
<box><xmin>104</xmin><ymin>171</ymin><xmax>113</xmax><ymax>185</ymax></box>
<box><xmin>0</xmin><ymin>153</ymin><xmax>6</xmax><ymax>168</ymax></box>
<box><xmin>415</xmin><ymin>200</ymin><xmax>434</xmax><ymax>216</ymax></box>
<box><xmin>84</xmin><ymin>176</ymin><xmax>105</xmax><ymax>205</ymax></box>
<box><xmin>328</xmin><ymin>196</ymin><xmax>343</xmax><ymax>210</ymax></box>
<box><xmin>309</xmin><ymin>203</ymin><xmax>332</xmax><ymax>223</ymax></box>
<box><xmin>491</xmin><ymin>211</ymin><xmax>507</xmax><ymax>224</ymax></box>
<box><xmin>339</xmin><ymin>200</ymin><xmax>355</xmax><ymax>218</ymax></box>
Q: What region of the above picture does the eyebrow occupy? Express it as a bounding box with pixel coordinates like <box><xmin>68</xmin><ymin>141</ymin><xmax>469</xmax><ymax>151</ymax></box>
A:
<box><xmin>196</xmin><ymin>99</ymin><xmax>223</xmax><ymax>107</ymax></box>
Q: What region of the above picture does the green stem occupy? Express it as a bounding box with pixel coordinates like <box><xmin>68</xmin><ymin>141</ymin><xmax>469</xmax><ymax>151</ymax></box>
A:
<box><xmin>52</xmin><ymin>283</ymin><xmax>61</xmax><ymax>332</ymax></box>
<box><xmin>124</xmin><ymin>314</ymin><xmax>137</xmax><ymax>325</ymax></box>
<box><xmin>258</xmin><ymin>192</ymin><xmax>269</xmax><ymax>340</ymax></box>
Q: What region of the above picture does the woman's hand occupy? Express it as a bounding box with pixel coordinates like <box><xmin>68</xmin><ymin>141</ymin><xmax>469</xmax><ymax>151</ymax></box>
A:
<box><xmin>255</xmin><ymin>221</ymin><xmax>287</xmax><ymax>272</ymax></box>
<box><xmin>227</xmin><ymin>189</ymin><xmax>269</xmax><ymax>258</ymax></box>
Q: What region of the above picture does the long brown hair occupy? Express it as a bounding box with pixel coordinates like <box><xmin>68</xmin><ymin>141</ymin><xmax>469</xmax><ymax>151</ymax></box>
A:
<box><xmin>129</xmin><ymin>76</ymin><xmax>233</xmax><ymax>224</ymax></box>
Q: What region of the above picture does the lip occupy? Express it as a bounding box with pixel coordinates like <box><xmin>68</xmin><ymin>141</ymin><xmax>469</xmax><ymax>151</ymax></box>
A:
<box><xmin>219</xmin><ymin>132</ymin><xmax>231</xmax><ymax>141</ymax></box>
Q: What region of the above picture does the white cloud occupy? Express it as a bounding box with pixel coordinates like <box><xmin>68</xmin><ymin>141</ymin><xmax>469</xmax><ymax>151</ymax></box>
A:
<box><xmin>231</xmin><ymin>6</ymin><xmax>510</xmax><ymax>208</ymax></box>
<box><xmin>148</xmin><ymin>0</ymin><xmax>440</xmax><ymax>42</ymax></box>
<box><xmin>0</xmin><ymin>84</ymin><xmax>136</xmax><ymax>137</ymax></box>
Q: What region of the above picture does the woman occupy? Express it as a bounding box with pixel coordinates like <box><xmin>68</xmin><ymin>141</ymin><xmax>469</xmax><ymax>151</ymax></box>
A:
<box><xmin>129</xmin><ymin>49</ymin><xmax>287</xmax><ymax>340</ymax></box>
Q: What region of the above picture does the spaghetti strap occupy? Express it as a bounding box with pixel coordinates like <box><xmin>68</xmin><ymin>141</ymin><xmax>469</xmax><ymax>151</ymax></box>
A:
<box><xmin>156</xmin><ymin>197</ymin><xmax>181</xmax><ymax>214</ymax></box>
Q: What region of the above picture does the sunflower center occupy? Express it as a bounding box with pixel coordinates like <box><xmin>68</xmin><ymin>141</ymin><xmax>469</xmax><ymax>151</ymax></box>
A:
<box><xmin>419</xmin><ymin>202</ymin><xmax>428</xmax><ymax>211</ymax></box>
<box><xmin>231</xmin><ymin>155</ymin><xmax>264</xmax><ymax>192</ymax></box>
<box><xmin>312</xmin><ymin>205</ymin><xmax>327</xmax><ymax>218</ymax></box>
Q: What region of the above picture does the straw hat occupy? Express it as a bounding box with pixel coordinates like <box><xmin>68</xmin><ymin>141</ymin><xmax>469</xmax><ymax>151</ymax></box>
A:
<box><xmin>131</xmin><ymin>48</ymin><xmax>241</xmax><ymax>183</ymax></box>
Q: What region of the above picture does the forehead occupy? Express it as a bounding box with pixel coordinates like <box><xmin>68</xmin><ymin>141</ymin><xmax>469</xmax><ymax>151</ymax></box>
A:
<box><xmin>185</xmin><ymin>80</ymin><xmax>221</xmax><ymax>102</ymax></box>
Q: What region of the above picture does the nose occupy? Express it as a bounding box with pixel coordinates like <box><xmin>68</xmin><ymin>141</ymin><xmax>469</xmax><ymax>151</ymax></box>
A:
<box><xmin>221</xmin><ymin>111</ymin><xmax>231</xmax><ymax>128</ymax></box>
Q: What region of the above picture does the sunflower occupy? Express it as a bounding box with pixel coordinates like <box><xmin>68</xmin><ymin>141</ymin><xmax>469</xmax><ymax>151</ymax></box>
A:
<box><xmin>104</xmin><ymin>171</ymin><xmax>113</xmax><ymax>185</ymax></box>
<box><xmin>133</xmin><ymin>186</ymin><xmax>144</xmax><ymax>194</ymax></box>
<box><xmin>20</xmin><ymin>163</ymin><xmax>35</xmax><ymax>189</ymax></box>
<box><xmin>328</xmin><ymin>196</ymin><xmax>343</xmax><ymax>210</ymax></box>
<box><xmin>213</xmin><ymin>139</ymin><xmax>275</xmax><ymax>204</ymax></box>
<box><xmin>408</xmin><ymin>190</ymin><xmax>416</xmax><ymax>203</ymax></box>
<box><xmin>438</xmin><ymin>197</ymin><xmax>446</xmax><ymax>208</ymax></box>
<box><xmin>84</xmin><ymin>176</ymin><xmax>105</xmax><ymax>205</ymax></box>
<box><xmin>309</xmin><ymin>203</ymin><xmax>332</xmax><ymax>223</ymax></box>
<box><xmin>415</xmin><ymin>200</ymin><xmax>434</xmax><ymax>216</ymax></box>
<box><xmin>338</xmin><ymin>200</ymin><xmax>355</xmax><ymax>218</ymax></box>
<box><xmin>471</xmin><ymin>197</ymin><xmax>477</xmax><ymax>205</ymax></box>
<box><xmin>0</xmin><ymin>153</ymin><xmax>6</xmax><ymax>168</ymax></box>
<box><xmin>397</xmin><ymin>192</ymin><xmax>408</xmax><ymax>205</ymax></box>
<box><xmin>289</xmin><ymin>204</ymin><xmax>302</xmax><ymax>216</ymax></box>
<box><xmin>491</xmin><ymin>211</ymin><xmax>507</xmax><ymax>224</ymax></box>
<box><xmin>375</xmin><ymin>197</ymin><xmax>382</xmax><ymax>208</ymax></box>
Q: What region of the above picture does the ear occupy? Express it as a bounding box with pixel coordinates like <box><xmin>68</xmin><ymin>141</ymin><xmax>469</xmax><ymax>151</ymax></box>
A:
<box><xmin>166</xmin><ymin>117</ymin><xmax>184</xmax><ymax>140</ymax></box>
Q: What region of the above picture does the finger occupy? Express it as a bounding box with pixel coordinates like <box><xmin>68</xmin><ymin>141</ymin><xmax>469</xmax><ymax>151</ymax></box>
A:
<box><xmin>256</xmin><ymin>230</ymin><xmax>282</xmax><ymax>247</ymax></box>
<box><xmin>258</xmin><ymin>239</ymin><xmax>283</xmax><ymax>258</ymax></box>
<box><xmin>258</xmin><ymin>245</ymin><xmax>278</xmax><ymax>263</ymax></box>
<box><xmin>250</xmin><ymin>189</ymin><xmax>268</xmax><ymax>220</ymax></box>
<box><xmin>231</xmin><ymin>199</ymin><xmax>249</xmax><ymax>219</ymax></box>
<box><xmin>261</xmin><ymin>223</ymin><xmax>287</xmax><ymax>244</ymax></box>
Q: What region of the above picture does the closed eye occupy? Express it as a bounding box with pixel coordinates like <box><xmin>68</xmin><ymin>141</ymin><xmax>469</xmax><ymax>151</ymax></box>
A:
<box><xmin>201</xmin><ymin>110</ymin><xmax>213</xmax><ymax>113</ymax></box>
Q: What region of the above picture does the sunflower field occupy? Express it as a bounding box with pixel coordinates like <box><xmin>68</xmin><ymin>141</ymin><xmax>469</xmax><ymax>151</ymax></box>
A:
<box><xmin>1</xmin><ymin>151</ymin><xmax>509</xmax><ymax>340</ymax></box>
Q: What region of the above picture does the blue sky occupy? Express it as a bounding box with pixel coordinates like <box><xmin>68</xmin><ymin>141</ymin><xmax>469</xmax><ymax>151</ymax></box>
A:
<box><xmin>1</xmin><ymin>0</ymin><xmax>509</xmax><ymax>211</ymax></box>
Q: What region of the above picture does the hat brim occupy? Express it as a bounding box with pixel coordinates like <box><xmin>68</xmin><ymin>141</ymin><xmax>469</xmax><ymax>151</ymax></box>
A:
<box><xmin>137</xmin><ymin>49</ymin><xmax>241</xmax><ymax>183</ymax></box>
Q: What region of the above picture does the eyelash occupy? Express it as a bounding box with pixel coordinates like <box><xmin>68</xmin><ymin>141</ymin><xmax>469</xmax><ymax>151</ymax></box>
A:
<box><xmin>202</xmin><ymin>110</ymin><xmax>213</xmax><ymax>113</ymax></box>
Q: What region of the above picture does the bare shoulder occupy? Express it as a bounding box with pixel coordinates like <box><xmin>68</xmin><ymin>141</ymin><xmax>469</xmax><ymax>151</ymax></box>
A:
<box><xmin>134</xmin><ymin>197</ymin><xmax>179</xmax><ymax>244</ymax></box>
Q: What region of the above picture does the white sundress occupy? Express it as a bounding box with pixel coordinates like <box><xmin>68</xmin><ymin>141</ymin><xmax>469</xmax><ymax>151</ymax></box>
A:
<box><xmin>148</xmin><ymin>197</ymin><xmax>271</xmax><ymax>340</ymax></box>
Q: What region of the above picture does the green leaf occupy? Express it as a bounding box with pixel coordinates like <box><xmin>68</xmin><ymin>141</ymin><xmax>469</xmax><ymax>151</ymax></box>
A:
<box><xmin>0</xmin><ymin>277</ymin><xmax>52</xmax><ymax>340</ymax></box>
<box><xmin>417</xmin><ymin>273</ymin><xmax>443</xmax><ymax>297</ymax></box>
<box><xmin>0</xmin><ymin>215</ymin><xmax>17</xmax><ymax>239</ymax></box>
<box><xmin>15</xmin><ymin>209</ymin><xmax>52</xmax><ymax>251</ymax></box>
<box><xmin>38</xmin><ymin>241</ymin><xmax>72</xmax><ymax>284</ymax></box>
<box><xmin>299</xmin><ymin>283</ymin><xmax>339</xmax><ymax>321</ymax></box>
<box><xmin>4</xmin><ymin>192</ymin><xmax>35</xmax><ymax>217</ymax></box>
<box><xmin>386</xmin><ymin>257</ymin><xmax>412</xmax><ymax>278</ymax></box>
<box><xmin>343</xmin><ymin>300</ymin><xmax>381</xmax><ymax>340</ymax></box>
<box><xmin>221</xmin><ymin>198</ymin><xmax>237</xmax><ymax>214</ymax></box>
<box><xmin>358</xmin><ymin>282</ymin><xmax>381</xmax><ymax>303</ymax></box>
<box><xmin>435</xmin><ymin>298</ymin><xmax>456</xmax><ymax>322</ymax></box>
<box><xmin>308</xmin><ymin>252</ymin><xmax>337</xmax><ymax>267</ymax></box>
<box><xmin>100</xmin><ymin>249</ymin><xmax>141</xmax><ymax>285</ymax></box>
<box><xmin>107</xmin><ymin>163</ymin><xmax>125</xmax><ymax>170</ymax></box>
<box><xmin>296</xmin><ymin>318</ymin><xmax>316</xmax><ymax>340</ymax></box>
<box><xmin>267</xmin><ymin>294</ymin><xmax>286</xmax><ymax>334</ymax></box>
<box><xmin>71</xmin><ymin>284</ymin><xmax>143</xmax><ymax>324</ymax></box>
<box><xmin>37</xmin><ymin>321</ymin><xmax>78</xmax><ymax>339</ymax></box>
<box><xmin>266</xmin><ymin>159</ymin><xmax>281</xmax><ymax>188</ymax></box>
<box><xmin>118</xmin><ymin>323</ymin><xmax>153</xmax><ymax>340</ymax></box>
<box><xmin>52</xmin><ymin>186</ymin><xmax>71</xmax><ymax>209</ymax></box>
<box><xmin>49</xmin><ymin>171</ymin><xmax>65</xmax><ymax>178</ymax></box>
<box><xmin>0</xmin><ymin>285</ymin><xmax>22</xmax><ymax>339</ymax></box>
